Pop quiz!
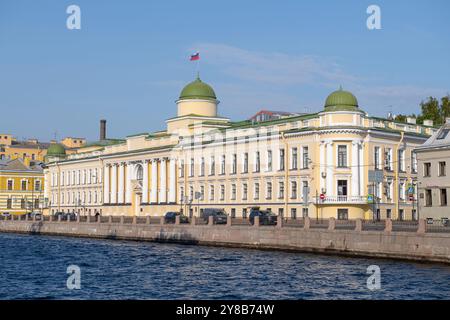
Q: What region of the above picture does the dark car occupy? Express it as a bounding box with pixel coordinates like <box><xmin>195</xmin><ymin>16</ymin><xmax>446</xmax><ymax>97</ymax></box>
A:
<box><xmin>63</xmin><ymin>212</ymin><xmax>77</xmax><ymax>221</ymax></box>
<box><xmin>53</xmin><ymin>212</ymin><xmax>65</xmax><ymax>220</ymax></box>
<box><xmin>249</xmin><ymin>207</ymin><xmax>278</xmax><ymax>226</ymax></box>
<box><xmin>200</xmin><ymin>208</ymin><xmax>228</xmax><ymax>224</ymax></box>
<box><xmin>164</xmin><ymin>212</ymin><xmax>189</xmax><ymax>224</ymax></box>
<box><xmin>28</xmin><ymin>211</ymin><xmax>43</xmax><ymax>220</ymax></box>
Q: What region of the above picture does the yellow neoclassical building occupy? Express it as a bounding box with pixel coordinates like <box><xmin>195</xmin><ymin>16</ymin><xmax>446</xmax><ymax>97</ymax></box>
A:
<box><xmin>44</xmin><ymin>77</ymin><xmax>437</xmax><ymax>220</ymax></box>
<box><xmin>0</xmin><ymin>158</ymin><xmax>44</xmax><ymax>215</ymax></box>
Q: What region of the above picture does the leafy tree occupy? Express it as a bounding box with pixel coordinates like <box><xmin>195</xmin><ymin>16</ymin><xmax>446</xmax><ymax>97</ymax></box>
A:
<box><xmin>393</xmin><ymin>95</ymin><xmax>450</xmax><ymax>126</ymax></box>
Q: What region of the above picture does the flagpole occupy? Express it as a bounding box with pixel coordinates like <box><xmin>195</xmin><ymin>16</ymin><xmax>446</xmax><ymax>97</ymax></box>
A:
<box><xmin>196</xmin><ymin>53</ymin><xmax>200</xmax><ymax>78</ymax></box>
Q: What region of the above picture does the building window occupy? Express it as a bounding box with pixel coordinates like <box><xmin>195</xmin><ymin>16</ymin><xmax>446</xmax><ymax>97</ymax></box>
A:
<box><xmin>399</xmin><ymin>181</ymin><xmax>405</xmax><ymax>200</ymax></box>
<box><xmin>424</xmin><ymin>162</ymin><xmax>431</xmax><ymax>177</ymax></box>
<box><xmin>6</xmin><ymin>198</ymin><xmax>12</xmax><ymax>209</ymax></box>
<box><xmin>21</xmin><ymin>180</ymin><xmax>27</xmax><ymax>191</ymax></box>
<box><xmin>209</xmin><ymin>185</ymin><xmax>214</xmax><ymax>201</ymax></box>
<box><xmin>231</xmin><ymin>184</ymin><xmax>236</xmax><ymax>200</ymax></box>
<box><xmin>35</xmin><ymin>180</ymin><xmax>41</xmax><ymax>191</ymax></box>
<box><xmin>179</xmin><ymin>160</ymin><xmax>185</xmax><ymax>178</ymax></box>
<box><xmin>302</xmin><ymin>181</ymin><xmax>309</xmax><ymax>202</ymax></box>
<box><xmin>374</xmin><ymin>146</ymin><xmax>381</xmax><ymax>170</ymax></box>
<box><xmin>189</xmin><ymin>158</ymin><xmax>194</xmax><ymax>177</ymax></box>
<box><xmin>302</xmin><ymin>146</ymin><xmax>309</xmax><ymax>169</ymax></box>
<box><xmin>278</xmin><ymin>208</ymin><xmax>284</xmax><ymax>217</ymax></box>
<box><xmin>302</xmin><ymin>207</ymin><xmax>309</xmax><ymax>218</ymax></box>
<box><xmin>242</xmin><ymin>183</ymin><xmax>248</xmax><ymax>200</ymax></box>
<box><xmin>337</xmin><ymin>209</ymin><xmax>348</xmax><ymax>220</ymax></box>
<box><xmin>21</xmin><ymin>198</ymin><xmax>26</xmax><ymax>209</ymax></box>
<box><xmin>220</xmin><ymin>155</ymin><xmax>225</xmax><ymax>175</ymax></box>
<box><xmin>441</xmin><ymin>189</ymin><xmax>448</xmax><ymax>206</ymax></box>
<box><xmin>386</xmin><ymin>181</ymin><xmax>393</xmax><ymax>200</ymax></box>
<box><xmin>231</xmin><ymin>208</ymin><xmax>236</xmax><ymax>218</ymax></box>
<box><xmin>411</xmin><ymin>151</ymin><xmax>417</xmax><ymax>173</ymax></box>
<box><xmin>385</xmin><ymin>148</ymin><xmax>393</xmax><ymax>171</ymax></box>
<box><xmin>200</xmin><ymin>157</ymin><xmax>205</xmax><ymax>176</ymax></box>
<box><xmin>220</xmin><ymin>185</ymin><xmax>225</xmax><ymax>201</ymax></box>
<box><xmin>266</xmin><ymin>182</ymin><xmax>272</xmax><ymax>199</ymax></box>
<box><xmin>242</xmin><ymin>208</ymin><xmax>247</xmax><ymax>219</ymax></box>
<box><xmin>254</xmin><ymin>183</ymin><xmax>260</xmax><ymax>200</ymax></box>
<box><xmin>200</xmin><ymin>186</ymin><xmax>204</xmax><ymax>201</ymax></box>
<box><xmin>398</xmin><ymin>149</ymin><xmax>405</xmax><ymax>172</ymax></box>
<box><xmin>7</xmin><ymin>179</ymin><xmax>13</xmax><ymax>190</ymax></box>
<box><xmin>243</xmin><ymin>153</ymin><xmax>248</xmax><ymax>173</ymax></box>
<box><xmin>291</xmin><ymin>181</ymin><xmax>297</xmax><ymax>199</ymax></box>
<box><xmin>386</xmin><ymin>209</ymin><xmax>392</xmax><ymax>219</ymax></box>
<box><xmin>291</xmin><ymin>208</ymin><xmax>297</xmax><ymax>219</ymax></box>
<box><xmin>189</xmin><ymin>186</ymin><xmax>194</xmax><ymax>201</ymax></box>
<box><xmin>291</xmin><ymin>147</ymin><xmax>298</xmax><ymax>170</ymax></box>
<box><xmin>437</xmin><ymin>128</ymin><xmax>450</xmax><ymax>140</ymax></box>
<box><xmin>425</xmin><ymin>189</ymin><xmax>433</xmax><ymax>206</ymax></box>
<box><xmin>337</xmin><ymin>145</ymin><xmax>347</xmax><ymax>168</ymax></box>
<box><xmin>231</xmin><ymin>154</ymin><xmax>237</xmax><ymax>174</ymax></box>
<box><xmin>279</xmin><ymin>149</ymin><xmax>285</xmax><ymax>171</ymax></box>
<box><xmin>34</xmin><ymin>198</ymin><xmax>39</xmax><ymax>209</ymax></box>
<box><xmin>439</xmin><ymin>161</ymin><xmax>446</xmax><ymax>177</ymax></box>
<box><xmin>210</xmin><ymin>156</ymin><xmax>215</xmax><ymax>175</ymax></box>
<box><xmin>267</xmin><ymin>150</ymin><xmax>272</xmax><ymax>171</ymax></box>
<box><xmin>180</xmin><ymin>186</ymin><xmax>184</xmax><ymax>202</ymax></box>
<box><xmin>255</xmin><ymin>151</ymin><xmax>260</xmax><ymax>172</ymax></box>
<box><xmin>278</xmin><ymin>182</ymin><xmax>284</xmax><ymax>199</ymax></box>
<box><xmin>398</xmin><ymin>209</ymin><xmax>404</xmax><ymax>221</ymax></box>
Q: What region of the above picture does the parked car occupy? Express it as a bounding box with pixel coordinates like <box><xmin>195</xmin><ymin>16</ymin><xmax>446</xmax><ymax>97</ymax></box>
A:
<box><xmin>28</xmin><ymin>211</ymin><xmax>43</xmax><ymax>220</ymax></box>
<box><xmin>200</xmin><ymin>208</ymin><xmax>228</xmax><ymax>224</ymax></box>
<box><xmin>164</xmin><ymin>212</ymin><xmax>189</xmax><ymax>224</ymax></box>
<box><xmin>1</xmin><ymin>212</ymin><xmax>11</xmax><ymax>218</ymax></box>
<box><xmin>52</xmin><ymin>212</ymin><xmax>66</xmax><ymax>220</ymax></box>
<box><xmin>249</xmin><ymin>207</ymin><xmax>278</xmax><ymax>226</ymax></box>
<box><xmin>63</xmin><ymin>212</ymin><xmax>77</xmax><ymax>221</ymax></box>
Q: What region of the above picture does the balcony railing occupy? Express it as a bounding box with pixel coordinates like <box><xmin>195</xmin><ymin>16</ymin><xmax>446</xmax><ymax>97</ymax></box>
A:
<box><xmin>313</xmin><ymin>195</ymin><xmax>367</xmax><ymax>204</ymax></box>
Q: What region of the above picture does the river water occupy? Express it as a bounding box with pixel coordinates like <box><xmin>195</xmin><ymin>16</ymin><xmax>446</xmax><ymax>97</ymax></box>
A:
<box><xmin>0</xmin><ymin>232</ymin><xmax>449</xmax><ymax>299</ymax></box>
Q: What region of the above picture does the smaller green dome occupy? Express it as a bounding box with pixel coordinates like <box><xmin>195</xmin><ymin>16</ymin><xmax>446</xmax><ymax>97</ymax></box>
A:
<box><xmin>324</xmin><ymin>87</ymin><xmax>359</xmax><ymax>112</ymax></box>
<box><xmin>179</xmin><ymin>76</ymin><xmax>217</xmax><ymax>101</ymax></box>
<box><xmin>46</xmin><ymin>143</ymin><xmax>66</xmax><ymax>157</ymax></box>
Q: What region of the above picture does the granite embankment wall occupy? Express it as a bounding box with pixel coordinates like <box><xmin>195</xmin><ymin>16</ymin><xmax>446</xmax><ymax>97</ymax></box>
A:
<box><xmin>1</xmin><ymin>215</ymin><xmax>450</xmax><ymax>264</ymax></box>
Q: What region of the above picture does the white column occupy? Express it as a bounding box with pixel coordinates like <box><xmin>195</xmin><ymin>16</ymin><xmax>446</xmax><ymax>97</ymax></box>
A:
<box><xmin>110</xmin><ymin>164</ymin><xmax>118</xmax><ymax>204</ymax></box>
<box><xmin>319</xmin><ymin>142</ymin><xmax>325</xmax><ymax>192</ymax></box>
<box><xmin>168</xmin><ymin>158</ymin><xmax>176</xmax><ymax>203</ymax></box>
<box><xmin>118</xmin><ymin>162</ymin><xmax>125</xmax><ymax>203</ymax></box>
<box><xmin>326</xmin><ymin>142</ymin><xmax>333</xmax><ymax>195</ymax></box>
<box><xmin>359</xmin><ymin>142</ymin><xmax>365</xmax><ymax>196</ymax></box>
<box><xmin>142</xmin><ymin>160</ymin><xmax>149</xmax><ymax>203</ymax></box>
<box><xmin>150</xmin><ymin>159</ymin><xmax>158</xmax><ymax>203</ymax></box>
<box><xmin>351</xmin><ymin>141</ymin><xmax>360</xmax><ymax>196</ymax></box>
<box><xmin>159</xmin><ymin>158</ymin><xmax>167</xmax><ymax>203</ymax></box>
<box><xmin>103</xmin><ymin>165</ymin><xmax>110</xmax><ymax>204</ymax></box>
<box><xmin>125</xmin><ymin>163</ymin><xmax>132</xmax><ymax>204</ymax></box>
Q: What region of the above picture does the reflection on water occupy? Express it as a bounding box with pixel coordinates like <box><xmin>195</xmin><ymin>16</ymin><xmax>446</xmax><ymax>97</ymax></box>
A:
<box><xmin>0</xmin><ymin>232</ymin><xmax>449</xmax><ymax>299</ymax></box>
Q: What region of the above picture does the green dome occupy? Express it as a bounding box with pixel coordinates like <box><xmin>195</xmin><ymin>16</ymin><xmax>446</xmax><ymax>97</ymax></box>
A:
<box><xmin>179</xmin><ymin>76</ymin><xmax>217</xmax><ymax>101</ymax></box>
<box><xmin>46</xmin><ymin>143</ymin><xmax>66</xmax><ymax>157</ymax></box>
<box><xmin>324</xmin><ymin>87</ymin><xmax>359</xmax><ymax>112</ymax></box>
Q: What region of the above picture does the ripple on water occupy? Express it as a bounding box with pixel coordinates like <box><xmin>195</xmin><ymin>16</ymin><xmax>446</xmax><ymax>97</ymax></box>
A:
<box><xmin>1</xmin><ymin>233</ymin><xmax>450</xmax><ymax>299</ymax></box>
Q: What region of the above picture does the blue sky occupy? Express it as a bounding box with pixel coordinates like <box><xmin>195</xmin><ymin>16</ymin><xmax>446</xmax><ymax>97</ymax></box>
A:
<box><xmin>0</xmin><ymin>0</ymin><xmax>449</xmax><ymax>141</ymax></box>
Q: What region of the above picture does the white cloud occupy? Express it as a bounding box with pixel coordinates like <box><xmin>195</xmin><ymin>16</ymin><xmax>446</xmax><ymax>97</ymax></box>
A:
<box><xmin>194</xmin><ymin>43</ymin><xmax>358</xmax><ymax>87</ymax></box>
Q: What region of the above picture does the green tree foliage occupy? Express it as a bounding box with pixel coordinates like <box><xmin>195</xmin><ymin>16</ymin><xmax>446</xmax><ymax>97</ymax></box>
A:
<box><xmin>394</xmin><ymin>95</ymin><xmax>450</xmax><ymax>126</ymax></box>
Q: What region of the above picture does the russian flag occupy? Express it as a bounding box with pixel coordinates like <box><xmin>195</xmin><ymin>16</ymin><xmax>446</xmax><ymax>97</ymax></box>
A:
<box><xmin>190</xmin><ymin>52</ymin><xmax>200</xmax><ymax>61</ymax></box>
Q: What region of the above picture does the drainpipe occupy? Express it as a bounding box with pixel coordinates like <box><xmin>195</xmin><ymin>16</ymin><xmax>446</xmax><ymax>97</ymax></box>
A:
<box><xmin>281</xmin><ymin>132</ymin><xmax>289</xmax><ymax>217</ymax></box>
<box><xmin>395</xmin><ymin>132</ymin><xmax>404</xmax><ymax>220</ymax></box>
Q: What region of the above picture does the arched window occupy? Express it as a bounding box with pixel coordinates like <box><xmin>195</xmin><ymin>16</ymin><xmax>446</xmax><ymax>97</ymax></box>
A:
<box><xmin>136</xmin><ymin>165</ymin><xmax>143</xmax><ymax>181</ymax></box>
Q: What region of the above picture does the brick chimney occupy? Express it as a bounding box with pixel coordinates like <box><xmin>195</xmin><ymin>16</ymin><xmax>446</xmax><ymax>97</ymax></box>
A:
<box><xmin>100</xmin><ymin>119</ymin><xmax>106</xmax><ymax>141</ymax></box>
